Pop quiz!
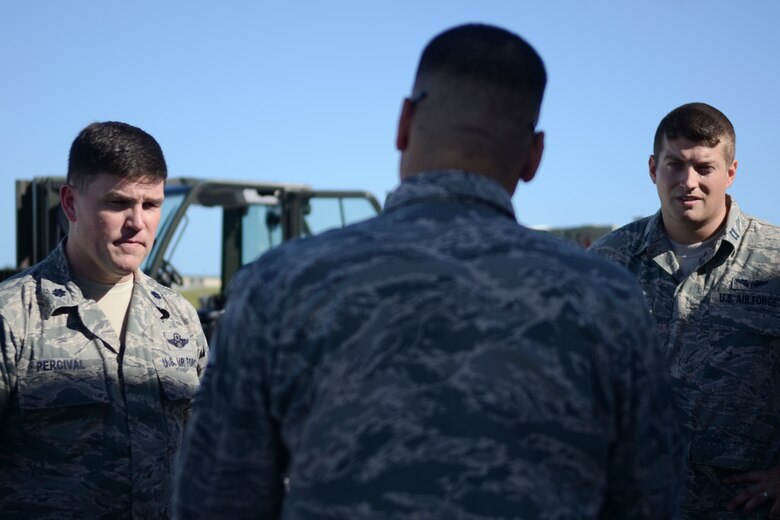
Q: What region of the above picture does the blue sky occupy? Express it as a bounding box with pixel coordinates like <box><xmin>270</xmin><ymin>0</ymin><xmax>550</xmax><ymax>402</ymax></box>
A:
<box><xmin>3</xmin><ymin>1</ymin><xmax>780</xmax><ymax>274</ymax></box>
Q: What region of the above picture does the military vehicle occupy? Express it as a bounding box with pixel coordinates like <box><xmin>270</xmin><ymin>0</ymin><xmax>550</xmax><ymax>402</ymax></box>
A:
<box><xmin>7</xmin><ymin>177</ymin><xmax>382</xmax><ymax>336</ymax></box>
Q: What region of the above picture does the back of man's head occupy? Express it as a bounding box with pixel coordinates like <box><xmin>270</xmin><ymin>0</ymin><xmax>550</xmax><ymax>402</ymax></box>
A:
<box><xmin>402</xmin><ymin>24</ymin><xmax>546</xmax><ymax>185</ymax></box>
<box><xmin>67</xmin><ymin>121</ymin><xmax>168</xmax><ymax>191</ymax></box>
<box><xmin>415</xmin><ymin>24</ymin><xmax>546</xmax><ymax>114</ymax></box>
<box><xmin>653</xmin><ymin>102</ymin><xmax>736</xmax><ymax>162</ymax></box>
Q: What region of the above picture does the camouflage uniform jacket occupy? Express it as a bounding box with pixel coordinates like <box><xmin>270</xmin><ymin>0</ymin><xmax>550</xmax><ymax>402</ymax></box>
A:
<box><xmin>174</xmin><ymin>171</ymin><xmax>682</xmax><ymax>520</ymax></box>
<box><xmin>589</xmin><ymin>197</ymin><xmax>780</xmax><ymax>517</ymax></box>
<box><xmin>0</xmin><ymin>242</ymin><xmax>208</xmax><ymax>519</ymax></box>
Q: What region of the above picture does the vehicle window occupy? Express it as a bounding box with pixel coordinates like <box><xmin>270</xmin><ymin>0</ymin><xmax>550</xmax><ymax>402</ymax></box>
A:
<box><xmin>241</xmin><ymin>204</ymin><xmax>283</xmax><ymax>265</ymax></box>
<box><xmin>304</xmin><ymin>197</ymin><xmax>342</xmax><ymax>236</ymax></box>
<box><xmin>141</xmin><ymin>189</ymin><xmax>187</xmax><ymax>273</ymax></box>
<box><xmin>303</xmin><ymin>196</ymin><xmax>377</xmax><ymax>236</ymax></box>
<box><xmin>341</xmin><ymin>197</ymin><xmax>377</xmax><ymax>225</ymax></box>
<box><xmin>159</xmin><ymin>205</ymin><xmax>223</xmax><ymax>304</ymax></box>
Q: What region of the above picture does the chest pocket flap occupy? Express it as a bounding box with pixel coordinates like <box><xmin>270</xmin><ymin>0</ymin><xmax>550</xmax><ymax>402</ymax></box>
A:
<box><xmin>18</xmin><ymin>357</ymin><xmax>109</xmax><ymax>410</ymax></box>
<box><xmin>153</xmin><ymin>349</ymin><xmax>200</xmax><ymax>401</ymax></box>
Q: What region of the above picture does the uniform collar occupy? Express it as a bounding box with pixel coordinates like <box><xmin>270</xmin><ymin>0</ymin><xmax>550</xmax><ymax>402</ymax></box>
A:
<box><xmin>719</xmin><ymin>196</ymin><xmax>747</xmax><ymax>248</ymax></box>
<box><xmin>384</xmin><ymin>171</ymin><xmax>517</xmax><ymax>221</ymax></box>
<box><xmin>637</xmin><ymin>195</ymin><xmax>745</xmax><ymax>257</ymax></box>
<box><xmin>132</xmin><ymin>270</ymin><xmax>172</xmax><ymax>321</ymax></box>
<box><xmin>39</xmin><ymin>241</ymin><xmax>85</xmax><ymax>318</ymax></box>
<box><xmin>39</xmin><ymin>239</ymin><xmax>171</xmax><ymax>321</ymax></box>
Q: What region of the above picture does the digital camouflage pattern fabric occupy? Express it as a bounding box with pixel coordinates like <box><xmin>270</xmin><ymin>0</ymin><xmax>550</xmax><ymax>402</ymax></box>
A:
<box><xmin>590</xmin><ymin>196</ymin><xmax>780</xmax><ymax>519</ymax></box>
<box><xmin>174</xmin><ymin>171</ymin><xmax>683</xmax><ymax>520</ymax></box>
<box><xmin>0</xmin><ymin>242</ymin><xmax>208</xmax><ymax>519</ymax></box>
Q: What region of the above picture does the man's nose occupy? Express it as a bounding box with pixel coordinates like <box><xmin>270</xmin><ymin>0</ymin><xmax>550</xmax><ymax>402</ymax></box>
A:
<box><xmin>126</xmin><ymin>205</ymin><xmax>145</xmax><ymax>230</ymax></box>
<box><xmin>679</xmin><ymin>166</ymin><xmax>698</xmax><ymax>190</ymax></box>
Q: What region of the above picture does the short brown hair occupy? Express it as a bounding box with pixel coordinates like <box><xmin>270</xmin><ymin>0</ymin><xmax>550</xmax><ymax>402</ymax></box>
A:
<box><xmin>653</xmin><ymin>103</ymin><xmax>735</xmax><ymax>162</ymax></box>
<box><xmin>67</xmin><ymin>121</ymin><xmax>167</xmax><ymax>191</ymax></box>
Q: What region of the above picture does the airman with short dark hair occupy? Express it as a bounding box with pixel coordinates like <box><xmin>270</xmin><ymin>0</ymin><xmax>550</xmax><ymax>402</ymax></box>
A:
<box><xmin>591</xmin><ymin>102</ymin><xmax>780</xmax><ymax>519</ymax></box>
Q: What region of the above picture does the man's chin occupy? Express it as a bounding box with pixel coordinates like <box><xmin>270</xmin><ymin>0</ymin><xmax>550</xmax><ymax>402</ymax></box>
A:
<box><xmin>110</xmin><ymin>256</ymin><xmax>145</xmax><ymax>277</ymax></box>
<box><xmin>671</xmin><ymin>207</ymin><xmax>703</xmax><ymax>223</ymax></box>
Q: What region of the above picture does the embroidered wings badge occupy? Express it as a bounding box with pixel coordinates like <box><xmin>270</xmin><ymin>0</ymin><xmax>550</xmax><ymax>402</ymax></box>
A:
<box><xmin>166</xmin><ymin>332</ymin><xmax>190</xmax><ymax>349</ymax></box>
<box><xmin>734</xmin><ymin>278</ymin><xmax>769</xmax><ymax>290</ymax></box>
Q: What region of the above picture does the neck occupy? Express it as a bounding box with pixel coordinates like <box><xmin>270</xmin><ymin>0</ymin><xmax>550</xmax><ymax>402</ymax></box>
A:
<box><xmin>400</xmin><ymin>150</ymin><xmax>517</xmax><ymax>195</ymax></box>
<box><xmin>64</xmin><ymin>239</ymin><xmax>133</xmax><ymax>285</ymax></box>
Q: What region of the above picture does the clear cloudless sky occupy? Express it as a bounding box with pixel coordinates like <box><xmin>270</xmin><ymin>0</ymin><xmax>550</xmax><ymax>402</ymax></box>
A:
<box><xmin>2</xmin><ymin>0</ymin><xmax>780</xmax><ymax>274</ymax></box>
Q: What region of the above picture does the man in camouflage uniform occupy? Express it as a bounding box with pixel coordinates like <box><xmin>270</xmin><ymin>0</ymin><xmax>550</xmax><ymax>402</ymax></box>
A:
<box><xmin>590</xmin><ymin>103</ymin><xmax>780</xmax><ymax>519</ymax></box>
<box><xmin>174</xmin><ymin>24</ymin><xmax>682</xmax><ymax>519</ymax></box>
<box><xmin>0</xmin><ymin>122</ymin><xmax>208</xmax><ymax>519</ymax></box>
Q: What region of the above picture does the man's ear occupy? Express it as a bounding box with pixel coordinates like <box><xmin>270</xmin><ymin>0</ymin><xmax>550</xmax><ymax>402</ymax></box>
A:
<box><xmin>649</xmin><ymin>155</ymin><xmax>657</xmax><ymax>184</ymax></box>
<box><xmin>60</xmin><ymin>184</ymin><xmax>78</xmax><ymax>223</ymax></box>
<box><xmin>726</xmin><ymin>159</ymin><xmax>737</xmax><ymax>188</ymax></box>
<box><xmin>519</xmin><ymin>131</ymin><xmax>544</xmax><ymax>184</ymax></box>
<box><xmin>395</xmin><ymin>98</ymin><xmax>415</xmax><ymax>151</ymax></box>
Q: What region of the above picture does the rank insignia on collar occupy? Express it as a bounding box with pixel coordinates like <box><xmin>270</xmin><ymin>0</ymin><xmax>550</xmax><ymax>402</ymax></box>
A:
<box><xmin>151</xmin><ymin>291</ymin><xmax>162</xmax><ymax>299</ymax></box>
<box><xmin>165</xmin><ymin>332</ymin><xmax>190</xmax><ymax>349</ymax></box>
<box><xmin>52</xmin><ymin>288</ymin><xmax>66</xmax><ymax>297</ymax></box>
